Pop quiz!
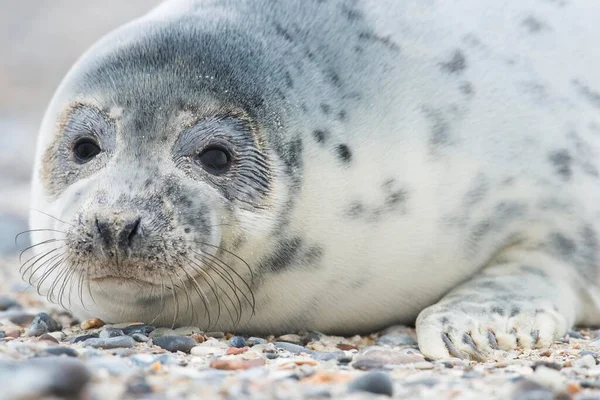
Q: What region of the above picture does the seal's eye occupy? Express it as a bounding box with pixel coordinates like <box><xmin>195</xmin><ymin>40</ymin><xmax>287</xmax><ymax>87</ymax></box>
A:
<box><xmin>197</xmin><ymin>146</ymin><xmax>231</xmax><ymax>174</ymax></box>
<box><xmin>73</xmin><ymin>138</ymin><xmax>101</xmax><ymax>162</ymax></box>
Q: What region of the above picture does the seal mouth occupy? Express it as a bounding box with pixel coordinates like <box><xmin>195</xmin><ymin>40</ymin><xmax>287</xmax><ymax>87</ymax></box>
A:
<box><xmin>90</xmin><ymin>276</ymin><xmax>158</xmax><ymax>287</ymax></box>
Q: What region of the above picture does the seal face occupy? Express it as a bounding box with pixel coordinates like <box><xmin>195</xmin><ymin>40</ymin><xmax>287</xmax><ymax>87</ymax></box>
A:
<box><xmin>27</xmin><ymin>0</ymin><xmax>600</xmax><ymax>360</ymax></box>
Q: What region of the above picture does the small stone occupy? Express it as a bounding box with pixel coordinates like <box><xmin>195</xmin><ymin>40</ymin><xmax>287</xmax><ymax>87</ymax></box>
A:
<box><xmin>301</xmin><ymin>331</ymin><xmax>322</xmax><ymax>346</ymax></box>
<box><xmin>148</xmin><ymin>327</ymin><xmax>176</xmax><ymax>338</ymax></box>
<box><xmin>581</xmin><ymin>380</ymin><xmax>600</xmax><ymax>389</ymax></box>
<box><xmin>265</xmin><ymin>352</ymin><xmax>279</xmax><ymax>360</ymax></box>
<box><xmin>376</xmin><ymin>333</ymin><xmax>417</xmax><ymax>347</ymax></box>
<box><xmin>27</xmin><ymin>313</ymin><xmax>61</xmax><ymax>336</ymax></box>
<box><xmin>568</xmin><ymin>330</ymin><xmax>585</xmax><ymax>339</ymax></box>
<box><xmin>152</xmin><ymin>335</ymin><xmax>196</xmax><ymax>353</ymax></box>
<box><xmin>413</xmin><ymin>361</ymin><xmax>435</xmax><ymax>370</ymax></box>
<box><xmin>173</xmin><ymin>326</ymin><xmax>202</xmax><ymax>336</ymax></box>
<box><xmin>227</xmin><ymin>346</ymin><xmax>249</xmax><ymax>355</ymax></box>
<box><xmin>463</xmin><ymin>370</ymin><xmax>484</xmax><ymax>378</ymax></box>
<box><xmin>312</xmin><ymin>351</ymin><xmax>346</xmax><ymax>362</ymax></box>
<box><xmin>247</xmin><ymin>337</ymin><xmax>268</xmax><ymax>346</ymax></box>
<box><xmin>191</xmin><ymin>346</ymin><xmax>225</xmax><ymax>357</ymax></box>
<box><xmin>574</xmin><ymin>354</ymin><xmax>596</xmax><ymax>368</ymax></box>
<box><xmin>47</xmin><ymin>331</ymin><xmax>66</xmax><ymax>342</ymax></box>
<box><xmin>38</xmin><ymin>333</ymin><xmax>59</xmax><ymax>343</ymax></box>
<box><xmin>277</xmin><ymin>334</ymin><xmax>303</xmax><ymax>344</ymax></box>
<box><xmin>511</xmin><ymin>379</ymin><xmax>554</xmax><ymax>400</ymax></box>
<box><xmin>205</xmin><ymin>331</ymin><xmax>225</xmax><ymax>338</ymax></box>
<box><xmin>80</xmin><ymin>318</ymin><xmax>105</xmax><ymax>330</ymax></box>
<box><xmin>132</xmin><ymin>333</ymin><xmax>149</xmax><ymax>342</ymax></box>
<box><xmin>275</xmin><ymin>342</ymin><xmax>312</xmax><ymax>355</ymax></box>
<box><xmin>122</xmin><ymin>324</ymin><xmax>155</xmax><ymax>336</ymax></box>
<box><xmin>229</xmin><ymin>336</ymin><xmax>247</xmax><ymax>348</ymax></box>
<box><xmin>0</xmin><ymin>356</ymin><xmax>90</xmax><ymax>398</ymax></box>
<box><xmin>0</xmin><ymin>331</ymin><xmax>5</xmax><ymax>339</ymax></box>
<box><xmin>209</xmin><ymin>358</ymin><xmax>266</xmax><ymax>370</ymax></box>
<box><xmin>348</xmin><ymin>371</ymin><xmax>394</xmax><ymax>397</ymax></box>
<box><xmin>99</xmin><ymin>328</ymin><xmax>124</xmax><ymax>339</ymax></box>
<box><xmin>532</xmin><ymin>361</ymin><xmax>563</xmax><ymax>371</ymax></box>
<box><xmin>128</xmin><ymin>354</ymin><xmax>158</xmax><ymax>367</ymax></box>
<box><xmin>5</xmin><ymin>311</ymin><xmax>35</xmax><ymax>326</ymax></box>
<box><xmin>83</xmin><ymin>336</ymin><xmax>137</xmax><ymax>349</ymax></box>
<box><xmin>353</xmin><ymin>346</ymin><xmax>425</xmax><ymax>368</ymax></box>
<box><xmin>5</xmin><ymin>329</ymin><xmax>21</xmax><ymax>338</ymax></box>
<box><xmin>127</xmin><ymin>378</ymin><xmax>153</xmax><ymax>395</ymax></box>
<box><xmin>0</xmin><ymin>296</ymin><xmax>19</xmax><ymax>311</ymax></box>
<box><xmin>70</xmin><ymin>334</ymin><xmax>98</xmax><ymax>343</ymax></box>
<box><xmin>404</xmin><ymin>378</ymin><xmax>439</xmax><ymax>387</ymax></box>
<box><xmin>43</xmin><ymin>347</ymin><xmax>78</xmax><ymax>357</ymax></box>
<box><xmin>337</xmin><ymin>343</ymin><xmax>357</xmax><ymax>351</ymax></box>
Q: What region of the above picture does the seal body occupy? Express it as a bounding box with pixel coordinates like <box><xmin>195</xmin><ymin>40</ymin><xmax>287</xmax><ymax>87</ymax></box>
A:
<box><xmin>28</xmin><ymin>0</ymin><xmax>600</xmax><ymax>359</ymax></box>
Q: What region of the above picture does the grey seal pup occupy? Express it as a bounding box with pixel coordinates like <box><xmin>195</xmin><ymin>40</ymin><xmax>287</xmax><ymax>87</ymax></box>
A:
<box><xmin>26</xmin><ymin>0</ymin><xmax>600</xmax><ymax>360</ymax></box>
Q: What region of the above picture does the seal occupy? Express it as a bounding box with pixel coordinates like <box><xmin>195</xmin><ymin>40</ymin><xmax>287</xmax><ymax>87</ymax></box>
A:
<box><xmin>25</xmin><ymin>0</ymin><xmax>600</xmax><ymax>360</ymax></box>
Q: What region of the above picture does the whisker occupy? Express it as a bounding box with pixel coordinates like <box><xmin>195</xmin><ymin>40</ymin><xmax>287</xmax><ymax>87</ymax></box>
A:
<box><xmin>15</xmin><ymin>229</ymin><xmax>67</xmax><ymax>247</ymax></box>
<box><xmin>176</xmin><ymin>262</ymin><xmax>213</xmax><ymax>330</ymax></box>
<box><xmin>30</xmin><ymin>208</ymin><xmax>75</xmax><ymax>228</ymax></box>
<box><xmin>19</xmin><ymin>239</ymin><xmax>68</xmax><ymax>264</ymax></box>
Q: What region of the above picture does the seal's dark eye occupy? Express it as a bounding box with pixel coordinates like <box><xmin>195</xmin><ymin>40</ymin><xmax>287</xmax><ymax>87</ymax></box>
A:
<box><xmin>197</xmin><ymin>146</ymin><xmax>231</xmax><ymax>174</ymax></box>
<box><xmin>73</xmin><ymin>138</ymin><xmax>101</xmax><ymax>162</ymax></box>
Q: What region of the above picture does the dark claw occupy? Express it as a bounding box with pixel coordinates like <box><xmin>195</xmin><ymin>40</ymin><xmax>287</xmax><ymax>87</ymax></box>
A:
<box><xmin>442</xmin><ymin>333</ymin><xmax>462</xmax><ymax>358</ymax></box>
<box><xmin>487</xmin><ymin>330</ymin><xmax>498</xmax><ymax>349</ymax></box>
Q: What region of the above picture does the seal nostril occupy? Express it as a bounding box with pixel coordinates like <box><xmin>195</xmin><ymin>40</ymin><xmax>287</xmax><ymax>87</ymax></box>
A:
<box><xmin>95</xmin><ymin>218</ymin><xmax>112</xmax><ymax>247</ymax></box>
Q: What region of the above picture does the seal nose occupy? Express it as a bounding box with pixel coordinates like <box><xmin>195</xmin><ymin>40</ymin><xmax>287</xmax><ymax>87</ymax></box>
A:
<box><xmin>95</xmin><ymin>216</ymin><xmax>142</xmax><ymax>251</ymax></box>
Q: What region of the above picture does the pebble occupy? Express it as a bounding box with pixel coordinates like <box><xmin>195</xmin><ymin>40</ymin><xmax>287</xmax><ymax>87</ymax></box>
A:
<box><xmin>26</xmin><ymin>312</ymin><xmax>61</xmax><ymax>336</ymax></box>
<box><xmin>3</xmin><ymin>311</ymin><xmax>35</xmax><ymax>325</ymax></box>
<box><xmin>132</xmin><ymin>333</ymin><xmax>149</xmax><ymax>342</ymax></box>
<box><xmin>128</xmin><ymin>354</ymin><xmax>158</xmax><ymax>367</ymax></box>
<box><xmin>277</xmin><ymin>334</ymin><xmax>303</xmax><ymax>344</ymax></box>
<box><xmin>0</xmin><ymin>296</ymin><xmax>19</xmax><ymax>311</ymax></box>
<box><xmin>312</xmin><ymin>351</ymin><xmax>346</xmax><ymax>362</ymax></box>
<box><xmin>70</xmin><ymin>334</ymin><xmax>98</xmax><ymax>343</ymax></box>
<box><xmin>348</xmin><ymin>371</ymin><xmax>394</xmax><ymax>397</ymax></box>
<box><xmin>0</xmin><ymin>357</ymin><xmax>90</xmax><ymax>398</ymax></box>
<box><xmin>5</xmin><ymin>329</ymin><xmax>21</xmax><ymax>338</ymax></box>
<box><xmin>275</xmin><ymin>342</ymin><xmax>312</xmax><ymax>355</ymax></box>
<box><xmin>152</xmin><ymin>335</ymin><xmax>197</xmax><ymax>353</ymax></box>
<box><xmin>205</xmin><ymin>331</ymin><xmax>225</xmax><ymax>338</ymax></box>
<box><xmin>149</xmin><ymin>327</ymin><xmax>177</xmax><ymax>338</ymax></box>
<box><xmin>47</xmin><ymin>331</ymin><xmax>66</xmax><ymax>342</ymax></box>
<box><xmin>376</xmin><ymin>333</ymin><xmax>417</xmax><ymax>347</ymax></box>
<box><xmin>209</xmin><ymin>358</ymin><xmax>266</xmax><ymax>370</ymax></box>
<box><xmin>173</xmin><ymin>326</ymin><xmax>202</xmax><ymax>335</ymax></box>
<box><xmin>83</xmin><ymin>336</ymin><xmax>137</xmax><ymax>349</ymax></box>
<box><xmin>574</xmin><ymin>354</ymin><xmax>596</xmax><ymax>368</ymax></box>
<box><xmin>190</xmin><ymin>346</ymin><xmax>226</xmax><ymax>357</ymax></box>
<box><xmin>99</xmin><ymin>328</ymin><xmax>125</xmax><ymax>339</ymax></box>
<box><xmin>0</xmin><ymin>330</ymin><xmax>5</xmax><ymax>339</ymax></box>
<box><xmin>38</xmin><ymin>333</ymin><xmax>59</xmax><ymax>343</ymax></box>
<box><xmin>80</xmin><ymin>318</ymin><xmax>105</xmax><ymax>330</ymax></box>
<box><xmin>227</xmin><ymin>346</ymin><xmax>249</xmax><ymax>355</ymax></box>
<box><xmin>247</xmin><ymin>337</ymin><xmax>268</xmax><ymax>346</ymax></box>
<box><xmin>569</xmin><ymin>330</ymin><xmax>585</xmax><ymax>339</ymax></box>
<box><xmin>229</xmin><ymin>336</ymin><xmax>248</xmax><ymax>348</ymax></box>
<box><xmin>43</xmin><ymin>347</ymin><xmax>78</xmax><ymax>357</ymax></box>
<box><xmin>511</xmin><ymin>379</ymin><xmax>555</xmax><ymax>400</ymax></box>
<box><xmin>353</xmin><ymin>346</ymin><xmax>424</xmax><ymax>369</ymax></box>
<box><xmin>121</xmin><ymin>324</ymin><xmax>155</xmax><ymax>336</ymax></box>
<box><xmin>127</xmin><ymin>378</ymin><xmax>153</xmax><ymax>395</ymax></box>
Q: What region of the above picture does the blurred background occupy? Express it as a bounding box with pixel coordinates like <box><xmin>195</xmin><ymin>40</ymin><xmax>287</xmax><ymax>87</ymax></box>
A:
<box><xmin>0</xmin><ymin>1</ymin><xmax>160</xmax><ymax>259</ymax></box>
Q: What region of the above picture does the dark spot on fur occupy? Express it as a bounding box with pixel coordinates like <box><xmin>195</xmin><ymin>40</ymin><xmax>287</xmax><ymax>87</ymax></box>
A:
<box><xmin>325</xmin><ymin>68</ymin><xmax>342</xmax><ymax>88</ymax></box>
<box><xmin>184</xmin><ymin>227</ymin><xmax>191</xmax><ymax>234</ymax></box>
<box><xmin>548</xmin><ymin>149</ymin><xmax>573</xmax><ymax>181</ymax></box>
<box><xmin>422</xmin><ymin>107</ymin><xmax>451</xmax><ymax>147</ymax></box>
<box><xmin>572</xmin><ymin>80</ymin><xmax>600</xmax><ymax>109</ymax></box>
<box><xmin>284</xmin><ymin>71</ymin><xmax>294</xmax><ymax>89</ymax></box>
<box><xmin>522</xmin><ymin>16</ymin><xmax>547</xmax><ymax>33</ymax></box>
<box><xmin>491</xmin><ymin>306</ymin><xmax>505</xmax><ymax>316</ymax></box>
<box><xmin>510</xmin><ymin>307</ymin><xmax>521</xmax><ymax>318</ymax></box>
<box><xmin>274</xmin><ymin>23</ymin><xmax>294</xmax><ymax>43</ymax></box>
<box><xmin>440</xmin><ymin>317</ymin><xmax>450</xmax><ymax>325</ymax></box>
<box><xmin>548</xmin><ymin>232</ymin><xmax>577</xmax><ymax>257</ymax></box>
<box><xmin>340</xmin><ymin>3</ymin><xmax>364</xmax><ymax>21</ymax></box>
<box><xmin>338</xmin><ymin>110</ymin><xmax>347</xmax><ymax>121</ymax></box>
<box><xmin>320</xmin><ymin>103</ymin><xmax>331</xmax><ymax>115</ymax></box>
<box><xmin>260</xmin><ymin>237</ymin><xmax>303</xmax><ymax>273</ymax></box>
<box><xmin>336</xmin><ymin>144</ymin><xmax>352</xmax><ymax>164</ymax></box>
<box><xmin>440</xmin><ymin>50</ymin><xmax>467</xmax><ymax>74</ymax></box>
<box><xmin>346</xmin><ymin>202</ymin><xmax>365</xmax><ymax>218</ymax></box>
<box><xmin>304</xmin><ymin>246</ymin><xmax>324</xmax><ymax>266</ymax></box>
<box><xmin>464</xmin><ymin>175</ymin><xmax>489</xmax><ymax>207</ymax></box>
<box><xmin>459</xmin><ymin>82</ymin><xmax>474</xmax><ymax>96</ymax></box>
<box><xmin>312</xmin><ymin>129</ymin><xmax>329</xmax><ymax>145</ymax></box>
<box><xmin>385</xmin><ymin>190</ymin><xmax>407</xmax><ymax>208</ymax></box>
<box><xmin>357</xmin><ymin>31</ymin><xmax>400</xmax><ymax>51</ymax></box>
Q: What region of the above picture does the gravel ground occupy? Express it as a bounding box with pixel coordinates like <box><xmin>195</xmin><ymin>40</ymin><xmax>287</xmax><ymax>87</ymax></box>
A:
<box><xmin>2</xmin><ymin>2</ymin><xmax>600</xmax><ymax>400</ymax></box>
<box><xmin>1</xmin><ymin>258</ymin><xmax>600</xmax><ymax>400</ymax></box>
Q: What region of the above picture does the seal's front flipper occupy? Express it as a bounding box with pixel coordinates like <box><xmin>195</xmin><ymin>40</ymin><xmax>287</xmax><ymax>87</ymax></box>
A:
<box><xmin>415</xmin><ymin>248</ymin><xmax>588</xmax><ymax>360</ymax></box>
